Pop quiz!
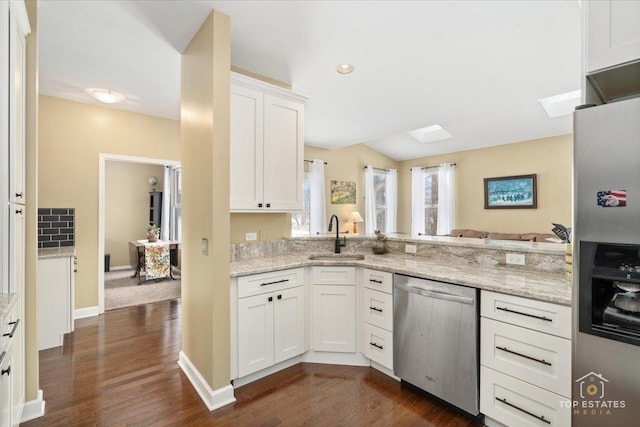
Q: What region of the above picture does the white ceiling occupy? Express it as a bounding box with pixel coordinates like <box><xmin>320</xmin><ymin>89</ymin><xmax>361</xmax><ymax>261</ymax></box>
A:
<box><xmin>38</xmin><ymin>0</ymin><xmax>581</xmax><ymax>161</ymax></box>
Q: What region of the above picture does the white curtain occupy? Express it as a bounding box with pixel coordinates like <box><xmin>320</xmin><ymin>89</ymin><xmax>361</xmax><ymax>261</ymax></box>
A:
<box><xmin>411</xmin><ymin>167</ymin><xmax>426</xmax><ymax>236</ymax></box>
<box><xmin>364</xmin><ymin>165</ymin><xmax>376</xmax><ymax>234</ymax></box>
<box><xmin>308</xmin><ymin>160</ymin><xmax>327</xmax><ymax>235</ymax></box>
<box><xmin>385</xmin><ymin>169</ymin><xmax>398</xmax><ymax>234</ymax></box>
<box><xmin>160</xmin><ymin>166</ymin><xmax>171</xmax><ymax>241</ymax></box>
<box><xmin>437</xmin><ymin>163</ymin><xmax>456</xmax><ymax>235</ymax></box>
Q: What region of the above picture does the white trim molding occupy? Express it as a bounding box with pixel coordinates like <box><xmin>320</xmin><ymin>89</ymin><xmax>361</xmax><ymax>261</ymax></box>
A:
<box><xmin>178</xmin><ymin>351</ymin><xmax>236</xmax><ymax>411</ymax></box>
<box><xmin>74</xmin><ymin>306</ymin><xmax>99</xmax><ymax>320</ymax></box>
<box><xmin>21</xmin><ymin>389</ymin><xmax>45</xmax><ymax>422</ymax></box>
<box><xmin>98</xmin><ymin>153</ymin><xmax>181</xmax><ymax>314</ymax></box>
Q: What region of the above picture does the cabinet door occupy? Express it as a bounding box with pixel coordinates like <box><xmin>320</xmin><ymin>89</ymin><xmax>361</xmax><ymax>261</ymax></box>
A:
<box><xmin>37</xmin><ymin>257</ymin><xmax>72</xmax><ymax>350</ymax></box>
<box><xmin>312</xmin><ymin>285</ymin><xmax>356</xmax><ymax>352</ymax></box>
<box><xmin>9</xmin><ymin>301</ymin><xmax>22</xmax><ymax>424</ymax></box>
<box><xmin>238</xmin><ymin>293</ymin><xmax>274</xmax><ymax>377</ymax></box>
<box><xmin>8</xmin><ymin>3</ymin><xmax>26</xmax><ymax>204</ymax></box>
<box><xmin>587</xmin><ymin>0</ymin><xmax>640</xmax><ymax>72</ymax></box>
<box><xmin>8</xmin><ymin>207</ymin><xmax>24</xmax><ymax>296</ymax></box>
<box><xmin>263</xmin><ymin>94</ymin><xmax>303</xmax><ymax>211</ymax></box>
<box><xmin>230</xmin><ymin>85</ymin><xmax>264</xmax><ymax>210</ymax></box>
<box><xmin>0</xmin><ymin>349</ymin><xmax>11</xmax><ymax>427</ymax></box>
<box><xmin>274</xmin><ymin>286</ymin><xmax>305</xmax><ymax>364</ymax></box>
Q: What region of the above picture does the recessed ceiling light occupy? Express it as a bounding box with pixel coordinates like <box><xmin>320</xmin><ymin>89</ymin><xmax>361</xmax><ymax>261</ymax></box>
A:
<box><xmin>336</xmin><ymin>64</ymin><xmax>355</xmax><ymax>74</ymax></box>
<box><xmin>87</xmin><ymin>88</ymin><xmax>125</xmax><ymax>104</ymax></box>
<box><xmin>408</xmin><ymin>125</ymin><xmax>453</xmax><ymax>143</ymax></box>
<box><xmin>538</xmin><ymin>90</ymin><xmax>581</xmax><ymax>118</ymax></box>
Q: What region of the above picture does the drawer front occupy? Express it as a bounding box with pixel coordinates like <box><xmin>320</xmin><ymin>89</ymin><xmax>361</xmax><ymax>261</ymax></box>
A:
<box><xmin>363</xmin><ymin>288</ymin><xmax>393</xmax><ymax>331</ymax></box>
<box><xmin>481</xmin><ymin>291</ymin><xmax>571</xmax><ymax>339</ymax></box>
<box><xmin>311</xmin><ymin>266</ymin><xmax>355</xmax><ymax>285</ymax></box>
<box><xmin>238</xmin><ymin>268</ymin><xmax>304</xmax><ymax>298</ymax></box>
<box><xmin>481</xmin><ymin>318</ymin><xmax>571</xmax><ymax>397</ymax></box>
<box><xmin>363</xmin><ymin>323</ymin><xmax>393</xmax><ymax>370</ymax></box>
<box><xmin>481</xmin><ymin>366</ymin><xmax>570</xmax><ymax>427</ymax></box>
<box><xmin>363</xmin><ymin>268</ymin><xmax>393</xmax><ymax>294</ymax></box>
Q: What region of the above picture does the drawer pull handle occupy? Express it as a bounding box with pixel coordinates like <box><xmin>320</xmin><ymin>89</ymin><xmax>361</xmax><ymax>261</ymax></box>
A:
<box><xmin>496</xmin><ymin>397</ymin><xmax>551</xmax><ymax>425</ymax></box>
<box><xmin>260</xmin><ymin>279</ymin><xmax>289</xmax><ymax>287</ymax></box>
<box><xmin>370</xmin><ymin>342</ymin><xmax>383</xmax><ymax>350</ymax></box>
<box><xmin>496</xmin><ymin>306</ymin><xmax>552</xmax><ymax>322</ymax></box>
<box><xmin>268</xmin><ymin>296</ymin><xmax>273</xmax><ymax>302</ymax></box>
<box><xmin>369</xmin><ymin>306</ymin><xmax>383</xmax><ymax>313</ymax></box>
<box><xmin>1</xmin><ymin>365</ymin><xmax>10</xmax><ymax>376</ymax></box>
<box><xmin>496</xmin><ymin>346</ymin><xmax>552</xmax><ymax>366</ymax></box>
<box><xmin>369</xmin><ymin>278</ymin><xmax>383</xmax><ymax>284</ymax></box>
<box><xmin>3</xmin><ymin>319</ymin><xmax>19</xmax><ymax>338</ymax></box>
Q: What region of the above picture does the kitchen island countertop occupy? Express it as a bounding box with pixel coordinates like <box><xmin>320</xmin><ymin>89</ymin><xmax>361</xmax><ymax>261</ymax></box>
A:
<box><xmin>38</xmin><ymin>246</ymin><xmax>75</xmax><ymax>259</ymax></box>
<box><xmin>230</xmin><ymin>252</ymin><xmax>571</xmax><ymax>306</ymax></box>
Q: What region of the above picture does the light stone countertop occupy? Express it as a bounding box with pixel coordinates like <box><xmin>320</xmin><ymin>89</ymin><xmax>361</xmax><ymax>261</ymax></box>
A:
<box><xmin>0</xmin><ymin>293</ymin><xmax>18</xmax><ymax>327</ymax></box>
<box><xmin>229</xmin><ymin>252</ymin><xmax>572</xmax><ymax>306</ymax></box>
<box><xmin>38</xmin><ymin>246</ymin><xmax>75</xmax><ymax>259</ymax></box>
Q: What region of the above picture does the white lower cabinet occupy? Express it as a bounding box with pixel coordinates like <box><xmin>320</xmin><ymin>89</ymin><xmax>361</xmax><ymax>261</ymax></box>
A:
<box><xmin>360</xmin><ymin>269</ymin><xmax>394</xmax><ymax>370</ymax></box>
<box><xmin>237</xmin><ymin>269</ymin><xmax>305</xmax><ymax>378</ymax></box>
<box><xmin>0</xmin><ymin>298</ymin><xmax>23</xmax><ymax>427</ymax></box>
<box><xmin>37</xmin><ymin>256</ymin><xmax>75</xmax><ymax>350</ymax></box>
<box><xmin>480</xmin><ymin>290</ymin><xmax>571</xmax><ymax>426</ymax></box>
<box><xmin>311</xmin><ymin>267</ymin><xmax>356</xmax><ymax>353</ymax></box>
<box><xmin>362</xmin><ymin>323</ymin><xmax>393</xmax><ymax>369</ymax></box>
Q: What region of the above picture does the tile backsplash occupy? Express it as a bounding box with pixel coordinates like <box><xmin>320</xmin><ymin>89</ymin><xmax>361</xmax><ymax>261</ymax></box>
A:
<box><xmin>38</xmin><ymin>208</ymin><xmax>75</xmax><ymax>248</ymax></box>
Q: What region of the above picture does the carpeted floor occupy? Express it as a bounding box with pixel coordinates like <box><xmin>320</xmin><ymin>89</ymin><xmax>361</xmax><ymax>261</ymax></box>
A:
<box><xmin>104</xmin><ymin>268</ymin><xmax>181</xmax><ymax>310</ymax></box>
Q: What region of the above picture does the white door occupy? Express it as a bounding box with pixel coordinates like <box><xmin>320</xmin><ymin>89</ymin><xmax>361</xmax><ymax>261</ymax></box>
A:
<box><xmin>311</xmin><ymin>285</ymin><xmax>356</xmax><ymax>352</ymax></box>
<box><xmin>274</xmin><ymin>286</ymin><xmax>305</xmax><ymax>364</ymax></box>
<box><xmin>8</xmin><ymin>3</ymin><xmax>26</xmax><ymax>204</ymax></box>
<box><xmin>263</xmin><ymin>94</ymin><xmax>303</xmax><ymax>211</ymax></box>
<box><xmin>238</xmin><ymin>293</ymin><xmax>274</xmax><ymax>377</ymax></box>
<box><xmin>230</xmin><ymin>85</ymin><xmax>264</xmax><ymax>210</ymax></box>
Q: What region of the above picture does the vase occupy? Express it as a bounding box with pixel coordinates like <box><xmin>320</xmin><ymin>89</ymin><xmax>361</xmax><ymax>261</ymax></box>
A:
<box><xmin>372</xmin><ymin>242</ymin><xmax>387</xmax><ymax>255</ymax></box>
<box><xmin>147</xmin><ymin>232</ymin><xmax>158</xmax><ymax>242</ymax></box>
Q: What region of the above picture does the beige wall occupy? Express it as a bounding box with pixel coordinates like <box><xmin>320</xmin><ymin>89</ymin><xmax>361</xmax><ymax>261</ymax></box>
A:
<box><xmin>305</xmin><ymin>144</ymin><xmax>399</xmax><ymax>233</ymax></box>
<box><xmin>38</xmin><ymin>96</ymin><xmax>180</xmax><ymax>309</ymax></box>
<box><xmin>230</xmin><ymin>213</ymin><xmax>290</xmax><ymax>243</ymax></box>
<box><xmin>25</xmin><ymin>0</ymin><xmax>39</xmax><ymax>402</ymax></box>
<box><xmin>398</xmin><ymin>134</ymin><xmax>573</xmax><ymax>234</ymax></box>
<box><xmin>105</xmin><ymin>162</ymin><xmax>165</xmax><ymax>267</ymax></box>
<box><xmin>181</xmin><ymin>10</ymin><xmax>231</xmax><ymax>390</ymax></box>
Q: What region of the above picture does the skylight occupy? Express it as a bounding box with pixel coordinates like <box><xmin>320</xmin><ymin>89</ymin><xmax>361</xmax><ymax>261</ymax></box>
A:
<box><xmin>538</xmin><ymin>90</ymin><xmax>581</xmax><ymax>118</ymax></box>
<box><xmin>408</xmin><ymin>125</ymin><xmax>453</xmax><ymax>144</ymax></box>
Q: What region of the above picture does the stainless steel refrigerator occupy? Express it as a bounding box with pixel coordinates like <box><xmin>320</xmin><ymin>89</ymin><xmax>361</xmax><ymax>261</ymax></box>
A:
<box><xmin>573</xmin><ymin>96</ymin><xmax>640</xmax><ymax>426</ymax></box>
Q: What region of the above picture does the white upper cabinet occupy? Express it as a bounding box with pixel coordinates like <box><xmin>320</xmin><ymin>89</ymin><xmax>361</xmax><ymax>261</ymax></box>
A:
<box><xmin>230</xmin><ymin>73</ymin><xmax>307</xmax><ymax>212</ymax></box>
<box><xmin>586</xmin><ymin>0</ymin><xmax>640</xmax><ymax>73</ymax></box>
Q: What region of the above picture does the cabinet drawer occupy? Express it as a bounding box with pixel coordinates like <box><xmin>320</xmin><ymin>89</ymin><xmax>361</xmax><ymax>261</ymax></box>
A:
<box><xmin>238</xmin><ymin>268</ymin><xmax>304</xmax><ymax>298</ymax></box>
<box><xmin>481</xmin><ymin>291</ymin><xmax>571</xmax><ymax>339</ymax></box>
<box><xmin>481</xmin><ymin>318</ymin><xmax>571</xmax><ymax>397</ymax></box>
<box><xmin>363</xmin><ymin>323</ymin><xmax>393</xmax><ymax>370</ymax></box>
<box><xmin>311</xmin><ymin>266</ymin><xmax>355</xmax><ymax>285</ymax></box>
<box><xmin>363</xmin><ymin>268</ymin><xmax>393</xmax><ymax>294</ymax></box>
<box><xmin>481</xmin><ymin>366</ymin><xmax>569</xmax><ymax>427</ymax></box>
<box><xmin>363</xmin><ymin>288</ymin><xmax>393</xmax><ymax>332</ymax></box>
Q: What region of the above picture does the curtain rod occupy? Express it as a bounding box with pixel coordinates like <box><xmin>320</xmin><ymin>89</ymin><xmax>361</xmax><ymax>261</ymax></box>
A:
<box><xmin>410</xmin><ymin>162</ymin><xmax>456</xmax><ymax>171</ymax></box>
<box><xmin>304</xmin><ymin>159</ymin><xmax>328</xmax><ymax>164</ymax></box>
<box><xmin>364</xmin><ymin>165</ymin><xmax>391</xmax><ymax>172</ymax></box>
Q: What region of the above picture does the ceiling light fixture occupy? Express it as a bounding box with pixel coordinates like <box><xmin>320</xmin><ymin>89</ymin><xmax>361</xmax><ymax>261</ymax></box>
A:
<box><xmin>408</xmin><ymin>125</ymin><xmax>453</xmax><ymax>144</ymax></box>
<box><xmin>336</xmin><ymin>64</ymin><xmax>355</xmax><ymax>74</ymax></box>
<box><xmin>538</xmin><ymin>90</ymin><xmax>581</xmax><ymax>118</ymax></box>
<box><xmin>87</xmin><ymin>88</ymin><xmax>125</xmax><ymax>104</ymax></box>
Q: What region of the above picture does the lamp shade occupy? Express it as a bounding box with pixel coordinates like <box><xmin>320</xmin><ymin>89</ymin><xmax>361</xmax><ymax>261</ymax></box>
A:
<box><xmin>352</xmin><ymin>211</ymin><xmax>364</xmax><ymax>223</ymax></box>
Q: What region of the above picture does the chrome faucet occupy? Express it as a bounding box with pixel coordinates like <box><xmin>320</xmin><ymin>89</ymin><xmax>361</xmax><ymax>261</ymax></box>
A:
<box><xmin>328</xmin><ymin>214</ymin><xmax>346</xmax><ymax>254</ymax></box>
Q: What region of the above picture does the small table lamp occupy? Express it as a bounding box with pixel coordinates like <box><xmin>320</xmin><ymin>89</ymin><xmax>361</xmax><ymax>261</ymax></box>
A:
<box><xmin>352</xmin><ymin>211</ymin><xmax>364</xmax><ymax>234</ymax></box>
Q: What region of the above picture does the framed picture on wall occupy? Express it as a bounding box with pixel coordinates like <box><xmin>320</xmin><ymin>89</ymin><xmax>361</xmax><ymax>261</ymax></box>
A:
<box><xmin>484</xmin><ymin>174</ymin><xmax>537</xmax><ymax>209</ymax></box>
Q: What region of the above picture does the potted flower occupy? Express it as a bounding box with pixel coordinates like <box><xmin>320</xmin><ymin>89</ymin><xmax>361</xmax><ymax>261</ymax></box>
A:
<box><xmin>372</xmin><ymin>230</ymin><xmax>387</xmax><ymax>255</ymax></box>
<box><xmin>146</xmin><ymin>223</ymin><xmax>160</xmax><ymax>242</ymax></box>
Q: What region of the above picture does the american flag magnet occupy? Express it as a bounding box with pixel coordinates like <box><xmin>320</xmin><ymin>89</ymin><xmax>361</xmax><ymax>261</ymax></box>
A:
<box><xmin>597</xmin><ymin>190</ymin><xmax>627</xmax><ymax>207</ymax></box>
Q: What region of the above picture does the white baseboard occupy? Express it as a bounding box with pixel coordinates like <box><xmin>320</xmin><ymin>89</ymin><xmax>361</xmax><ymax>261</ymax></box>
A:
<box><xmin>74</xmin><ymin>306</ymin><xmax>99</xmax><ymax>319</ymax></box>
<box><xmin>178</xmin><ymin>351</ymin><xmax>236</xmax><ymax>411</ymax></box>
<box><xmin>21</xmin><ymin>389</ymin><xmax>45</xmax><ymax>422</ymax></box>
<box><xmin>370</xmin><ymin>361</ymin><xmax>399</xmax><ymax>380</ymax></box>
<box><xmin>301</xmin><ymin>350</ymin><xmax>370</xmax><ymax>366</ymax></box>
<box><xmin>108</xmin><ymin>265</ymin><xmax>132</xmax><ymax>271</ymax></box>
<box><xmin>232</xmin><ymin>356</ymin><xmax>302</xmax><ymax>388</ymax></box>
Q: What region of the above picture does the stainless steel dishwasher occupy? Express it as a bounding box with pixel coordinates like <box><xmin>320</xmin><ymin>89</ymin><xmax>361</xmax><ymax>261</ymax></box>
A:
<box><xmin>393</xmin><ymin>274</ymin><xmax>479</xmax><ymax>416</ymax></box>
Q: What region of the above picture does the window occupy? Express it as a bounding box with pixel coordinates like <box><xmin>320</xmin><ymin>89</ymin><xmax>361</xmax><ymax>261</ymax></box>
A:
<box><xmin>291</xmin><ymin>173</ymin><xmax>311</xmax><ymax>236</ymax></box>
<box><xmin>373</xmin><ymin>171</ymin><xmax>387</xmax><ymax>233</ymax></box>
<box><xmin>424</xmin><ymin>170</ymin><xmax>439</xmax><ymax>235</ymax></box>
<box><xmin>171</xmin><ymin>167</ymin><xmax>182</xmax><ymax>241</ymax></box>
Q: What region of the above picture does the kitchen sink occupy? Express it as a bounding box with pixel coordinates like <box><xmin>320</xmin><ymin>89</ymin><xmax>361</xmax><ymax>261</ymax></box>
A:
<box><xmin>308</xmin><ymin>254</ymin><xmax>365</xmax><ymax>261</ymax></box>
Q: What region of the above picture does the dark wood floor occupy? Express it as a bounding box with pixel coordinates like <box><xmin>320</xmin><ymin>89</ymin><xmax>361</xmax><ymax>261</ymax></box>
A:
<box><xmin>23</xmin><ymin>299</ymin><xmax>481</xmax><ymax>426</ymax></box>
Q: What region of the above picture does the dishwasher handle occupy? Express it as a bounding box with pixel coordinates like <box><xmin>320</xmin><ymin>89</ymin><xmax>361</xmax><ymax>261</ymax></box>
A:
<box><xmin>394</xmin><ymin>282</ymin><xmax>475</xmax><ymax>305</ymax></box>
